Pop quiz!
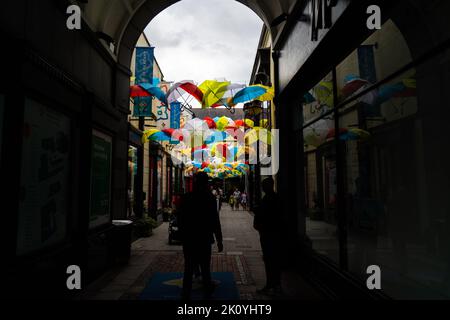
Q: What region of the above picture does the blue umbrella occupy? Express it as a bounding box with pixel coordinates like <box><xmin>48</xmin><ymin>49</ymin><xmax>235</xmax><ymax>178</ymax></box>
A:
<box><xmin>232</xmin><ymin>86</ymin><xmax>267</xmax><ymax>104</ymax></box>
<box><xmin>204</xmin><ymin>131</ymin><xmax>228</xmax><ymax>144</ymax></box>
<box><xmin>377</xmin><ymin>83</ymin><xmax>406</xmax><ymax>105</ymax></box>
<box><xmin>149</xmin><ymin>131</ymin><xmax>171</xmax><ymax>142</ymax></box>
<box><xmin>140</xmin><ymin>83</ymin><xmax>168</xmax><ymax>105</ymax></box>
<box><xmin>303</xmin><ymin>92</ymin><xmax>316</xmax><ymax>104</ymax></box>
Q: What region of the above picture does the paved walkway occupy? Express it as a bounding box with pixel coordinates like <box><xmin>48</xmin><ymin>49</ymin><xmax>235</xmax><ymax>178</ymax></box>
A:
<box><xmin>81</xmin><ymin>204</ymin><xmax>323</xmax><ymax>300</ymax></box>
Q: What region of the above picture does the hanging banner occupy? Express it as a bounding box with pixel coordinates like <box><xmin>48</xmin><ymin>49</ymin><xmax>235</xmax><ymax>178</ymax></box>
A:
<box><xmin>134</xmin><ymin>47</ymin><xmax>155</xmax><ymax>117</ymax></box>
<box><xmin>135</xmin><ymin>47</ymin><xmax>154</xmax><ymax>84</ymax></box>
<box><xmin>133</xmin><ymin>97</ymin><xmax>154</xmax><ymax>117</ymax></box>
<box><xmin>170</xmin><ymin>102</ymin><xmax>181</xmax><ymax>129</ymax></box>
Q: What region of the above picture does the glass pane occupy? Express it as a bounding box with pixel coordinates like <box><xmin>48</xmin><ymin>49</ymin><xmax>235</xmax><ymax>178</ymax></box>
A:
<box><xmin>303</xmin><ymin>72</ymin><xmax>340</xmax><ymax>265</ymax></box>
<box><xmin>17</xmin><ymin>99</ymin><xmax>71</xmax><ymax>255</ymax></box>
<box><xmin>340</xmin><ymin>54</ymin><xmax>450</xmax><ymax>298</ymax></box>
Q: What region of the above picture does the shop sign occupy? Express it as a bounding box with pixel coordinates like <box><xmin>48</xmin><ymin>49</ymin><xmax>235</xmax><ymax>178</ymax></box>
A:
<box><xmin>311</xmin><ymin>0</ymin><xmax>338</xmax><ymax>41</ymax></box>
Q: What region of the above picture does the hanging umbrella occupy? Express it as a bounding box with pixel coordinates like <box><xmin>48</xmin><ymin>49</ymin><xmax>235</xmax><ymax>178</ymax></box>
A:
<box><xmin>326</xmin><ymin>128</ymin><xmax>371</xmax><ymax>141</ymax></box>
<box><xmin>253</xmin><ymin>85</ymin><xmax>275</xmax><ymax>101</ymax></box>
<box><xmin>341</xmin><ymin>75</ymin><xmax>370</xmax><ymax>97</ymax></box>
<box><xmin>314</xmin><ymin>81</ymin><xmax>334</xmax><ymax>107</ymax></box>
<box><xmin>203</xmin><ymin>117</ymin><xmax>216</xmax><ymax>129</ymax></box>
<box><xmin>303</xmin><ymin>92</ymin><xmax>316</xmax><ymax>104</ymax></box>
<box><xmin>166</xmin><ymin>80</ymin><xmax>203</xmax><ymax>105</ymax></box>
<box><xmin>139</xmin><ymin>83</ymin><xmax>168</xmax><ymax>105</ymax></box>
<box><xmin>215</xmin><ymin>116</ymin><xmax>234</xmax><ymax>131</ymax></box>
<box><xmin>377</xmin><ymin>78</ymin><xmax>416</xmax><ymax>104</ymax></box>
<box><xmin>130</xmin><ymin>85</ymin><xmax>152</xmax><ymax>97</ymax></box>
<box><xmin>204</xmin><ymin>130</ymin><xmax>228</xmax><ymax>144</ymax></box>
<box><xmin>232</xmin><ymin>85</ymin><xmax>267</xmax><ymax>104</ymax></box>
<box><xmin>211</xmin><ymin>83</ymin><xmax>246</xmax><ymax>108</ymax></box>
<box><xmin>198</xmin><ymin>80</ymin><xmax>231</xmax><ymax>108</ymax></box>
<box><xmin>303</xmin><ymin>119</ymin><xmax>331</xmax><ymax>147</ymax></box>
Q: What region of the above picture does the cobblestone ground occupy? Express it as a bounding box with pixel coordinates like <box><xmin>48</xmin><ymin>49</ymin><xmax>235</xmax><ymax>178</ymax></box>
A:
<box><xmin>81</xmin><ymin>204</ymin><xmax>323</xmax><ymax>300</ymax></box>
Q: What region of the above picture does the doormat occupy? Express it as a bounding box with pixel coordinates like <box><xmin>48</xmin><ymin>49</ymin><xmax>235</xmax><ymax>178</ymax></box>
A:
<box><xmin>139</xmin><ymin>272</ymin><xmax>240</xmax><ymax>300</ymax></box>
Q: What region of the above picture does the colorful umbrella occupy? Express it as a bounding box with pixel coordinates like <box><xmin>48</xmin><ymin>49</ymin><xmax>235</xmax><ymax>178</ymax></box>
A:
<box><xmin>303</xmin><ymin>119</ymin><xmax>331</xmax><ymax>147</ymax></box>
<box><xmin>341</xmin><ymin>75</ymin><xmax>370</xmax><ymax>97</ymax></box>
<box><xmin>139</xmin><ymin>83</ymin><xmax>168</xmax><ymax>105</ymax></box>
<box><xmin>314</xmin><ymin>81</ymin><xmax>334</xmax><ymax>107</ymax></box>
<box><xmin>232</xmin><ymin>85</ymin><xmax>267</xmax><ymax>104</ymax></box>
<box><xmin>166</xmin><ymin>80</ymin><xmax>203</xmax><ymax>105</ymax></box>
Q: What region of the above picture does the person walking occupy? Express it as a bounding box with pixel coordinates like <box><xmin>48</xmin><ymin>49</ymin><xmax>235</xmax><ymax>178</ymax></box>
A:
<box><xmin>240</xmin><ymin>192</ymin><xmax>247</xmax><ymax>211</ymax></box>
<box><xmin>178</xmin><ymin>172</ymin><xmax>224</xmax><ymax>300</ymax></box>
<box><xmin>232</xmin><ymin>188</ymin><xmax>241</xmax><ymax>211</ymax></box>
<box><xmin>253</xmin><ymin>177</ymin><xmax>283</xmax><ymax>296</ymax></box>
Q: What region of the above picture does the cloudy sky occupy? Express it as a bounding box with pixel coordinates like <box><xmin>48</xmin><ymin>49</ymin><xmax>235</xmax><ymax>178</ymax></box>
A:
<box><xmin>144</xmin><ymin>0</ymin><xmax>263</xmax><ymax>85</ymax></box>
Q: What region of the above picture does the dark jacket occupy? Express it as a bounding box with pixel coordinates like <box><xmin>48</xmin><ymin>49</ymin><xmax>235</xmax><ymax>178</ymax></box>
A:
<box><xmin>253</xmin><ymin>192</ymin><xmax>283</xmax><ymax>238</ymax></box>
<box><xmin>178</xmin><ymin>191</ymin><xmax>223</xmax><ymax>246</ymax></box>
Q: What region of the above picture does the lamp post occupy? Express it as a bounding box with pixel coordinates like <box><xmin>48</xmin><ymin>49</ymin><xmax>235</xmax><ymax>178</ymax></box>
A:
<box><xmin>244</xmin><ymin>100</ymin><xmax>263</xmax><ymax>209</ymax></box>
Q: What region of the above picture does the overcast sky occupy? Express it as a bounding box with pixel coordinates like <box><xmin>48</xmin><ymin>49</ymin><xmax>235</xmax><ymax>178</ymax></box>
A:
<box><xmin>144</xmin><ymin>0</ymin><xmax>263</xmax><ymax>85</ymax></box>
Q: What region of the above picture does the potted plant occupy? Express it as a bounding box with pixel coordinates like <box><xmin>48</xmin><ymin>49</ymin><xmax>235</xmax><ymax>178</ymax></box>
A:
<box><xmin>133</xmin><ymin>216</ymin><xmax>157</xmax><ymax>238</ymax></box>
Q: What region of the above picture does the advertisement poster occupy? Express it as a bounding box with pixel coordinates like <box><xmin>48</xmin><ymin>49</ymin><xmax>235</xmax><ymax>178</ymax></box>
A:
<box><xmin>17</xmin><ymin>99</ymin><xmax>70</xmax><ymax>255</ymax></box>
<box><xmin>89</xmin><ymin>130</ymin><xmax>112</xmax><ymax>228</ymax></box>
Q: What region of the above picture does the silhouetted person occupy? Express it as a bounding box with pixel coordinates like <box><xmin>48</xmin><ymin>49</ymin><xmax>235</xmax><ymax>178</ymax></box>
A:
<box><xmin>253</xmin><ymin>177</ymin><xmax>283</xmax><ymax>295</ymax></box>
<box><xmin>178</xmin><ymin>172</ymin><xmax>223</xmax><ymax>300</ymax></box>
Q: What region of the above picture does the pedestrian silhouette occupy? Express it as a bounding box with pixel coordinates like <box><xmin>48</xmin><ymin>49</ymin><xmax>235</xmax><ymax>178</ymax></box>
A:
<box><xmin>178</xmin><ymin>172</ymin><xmax>223</xmax><ymax>300</ymax></box>
<box><xmin>253</xmin><ymin>177</ymin><xmax>283</xmax><ymax>295</ymax></box>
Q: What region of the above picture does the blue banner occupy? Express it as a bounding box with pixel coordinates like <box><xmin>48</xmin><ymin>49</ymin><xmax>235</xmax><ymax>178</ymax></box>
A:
<box><xmin>135</xmin><ymin>47</ymin><xmax>154</xmax><ymax>85</ymax></box>
<box><xmin>133</xmin><ymin>97</ymin><xmax>154</xmax><ymax>117</ymax></box>
<box><xmin>170</xmin><ymin>102</ymin><xmax>181</xmax><ymax>129</ymax></box>
<box><xmin>134</xmin><ymin>47</ymin><xmax>155</xmax><ymax>117</ymax></box>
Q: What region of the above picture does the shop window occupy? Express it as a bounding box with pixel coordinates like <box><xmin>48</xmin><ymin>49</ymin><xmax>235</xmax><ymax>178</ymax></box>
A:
<box><xmin>302</xmin><ymin>15</ymin><xmax>450</xmax><ymax>298</ymax></box>
<box><xmin>89</xmin><ymin>130</ymin><xmax>112</xmax><ymax>229</ymax></box>
<box><xmin>303</xmin><ymin>72</ymin><xmax>340</xmax><ymax>265</ymax></box>
<box><xmin>17</xmin><ymin>99</ymin><xmax>71</xmax><ymax>255</ymax></box>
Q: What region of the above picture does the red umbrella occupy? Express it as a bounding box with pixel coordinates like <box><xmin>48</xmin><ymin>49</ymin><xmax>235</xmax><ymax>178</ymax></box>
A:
<box><xmin>326</xmin><ymin>128</ymin><xmax>348</xmax><ymax>139</ymax></box>
<box><xmin>130</xmin><ymin>85</ymin><xmax>152</xmax><ymax>97</ymax></box>
<box><xmin>203</xmin><ymin>117</ymin><xmax>216</xmax><ymax>129</ymax></box>
<box><xmin>341</xmin><ymin>75</ymin><xmax>370</xmax><ymax>97</ymax></box>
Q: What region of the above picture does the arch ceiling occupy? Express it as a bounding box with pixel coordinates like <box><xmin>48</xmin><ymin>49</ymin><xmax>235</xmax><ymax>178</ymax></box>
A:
<box><xmin>80</xmin><ymin>0</ymin><xmax>296</xmax><ymax>66</ymax></box>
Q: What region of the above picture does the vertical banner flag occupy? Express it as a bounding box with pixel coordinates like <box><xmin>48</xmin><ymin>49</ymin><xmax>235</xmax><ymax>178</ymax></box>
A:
<box><xmin>170</xmin><ymin>102</ymin><xmax>181</xmax><ymax>129</ymax></box>
<box><xmin>134</xmin><ymin>47</ymin><xmax>154</xmax><ymax>117</ymax></box>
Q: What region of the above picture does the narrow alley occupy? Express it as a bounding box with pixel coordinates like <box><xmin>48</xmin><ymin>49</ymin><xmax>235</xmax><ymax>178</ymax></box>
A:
<box><xmin>81</xmin><ymin>204</ymin><xmax>322</xmax><ymax>300</ymax></box>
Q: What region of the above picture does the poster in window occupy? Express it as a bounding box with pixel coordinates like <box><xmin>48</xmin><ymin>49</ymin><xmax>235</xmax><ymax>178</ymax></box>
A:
<box><xmin>17</xmin><ymin>99</ymin><xmax>71</xmax><ymax>255</ymax></box>
<box><xmin>90</xmin><ymin>130</ymin><xmax>112</xmax><ymax>228</ymax></box>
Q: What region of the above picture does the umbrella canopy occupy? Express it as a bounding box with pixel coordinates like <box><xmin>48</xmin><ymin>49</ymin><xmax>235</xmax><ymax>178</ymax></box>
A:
<box><xmin>139</xmin><ymin>83</ymin><xmax>168</xmax><ymax>105</ymax></box>
<box><xmin>377</xmin><ymin>78</ymin><xmax>416</xmax><ymax>104</ymax></box>
<box><xmin>314</xmin><ymin>81</ymin><xmax>334</xmax><ymax>107</ymax></box>
<box><xmin>166</xmin><ymin>80</ymin><xmax>203</xmax><ymax>104</ymax></box>
<box><xmin>303</xmin><ymin>92</ymin><xmax>316</xmax><ymax>104</ymax></box>
<box><xmin>253</xmin><ymin>85</ymin><xmax>275</xmax><ymax>101</ymax></box>
<box><xmin>232</xmin><ymin>85</ymin><xmax>267</xmax><ymax>104</ymax></box>
<box><xmin>341</xmin><ymin>75</ymin><xmax>370</xmax><ymax>97</ymax></box>
<box><xmin>198</xmin><ymin>80</ymin><xmax>231</xmax><ymax>108</ymax></box>
<box><xmin>130</xmin><ymin>85</ymin><xmax>152</xmax><ymax>97</ymax></box>
<box><xmin>327</xmin><ymin>128</ymin><xmax>371</xmax><ymax>141</ymax></box>
<box><xmin>211</xmin><ymin>83</ymin><xmax>246</xmax><ymax>108</ymax></box>
<box><xmin>303</xmin><ymin>119</ymin><xmax>332</xmax><ymax>147</ymax></box>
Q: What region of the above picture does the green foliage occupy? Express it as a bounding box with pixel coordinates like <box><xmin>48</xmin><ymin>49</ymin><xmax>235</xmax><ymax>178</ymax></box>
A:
<box><xmin>133</xmin><ymin>216</ymin><xmax>157</xmax><ymax>238</ymax></box>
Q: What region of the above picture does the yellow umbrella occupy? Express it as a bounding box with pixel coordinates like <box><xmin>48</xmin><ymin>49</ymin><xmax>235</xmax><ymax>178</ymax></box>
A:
<box><xmin>254</xmin><ymin>84</ymin><xmax>275</xmax><ymax>101</ymax></box>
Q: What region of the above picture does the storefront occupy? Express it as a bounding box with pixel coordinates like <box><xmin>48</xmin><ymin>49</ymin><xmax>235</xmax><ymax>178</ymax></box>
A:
<box><xmin>275</xmin><ymin>0</ymin><xmax>450</xmax><ymax>299</ymax></box>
